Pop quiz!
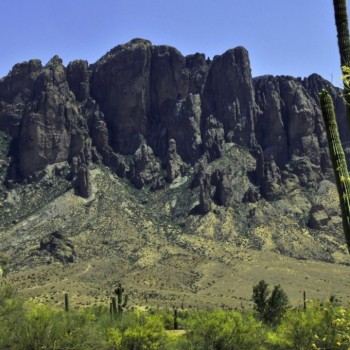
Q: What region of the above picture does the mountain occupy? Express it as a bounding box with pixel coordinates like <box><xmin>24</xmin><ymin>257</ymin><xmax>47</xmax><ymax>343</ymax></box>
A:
<box><xmin>0</xmin><ymin>39</ymin><xmax>349</xmax><ymax>309</ymax></box>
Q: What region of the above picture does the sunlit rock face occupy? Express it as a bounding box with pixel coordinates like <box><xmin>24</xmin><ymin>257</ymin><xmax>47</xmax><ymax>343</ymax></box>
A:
<box><xmin>0</xmin><ymin>39</ymin><xmax>345</xmax><ymax>205</ymax></box>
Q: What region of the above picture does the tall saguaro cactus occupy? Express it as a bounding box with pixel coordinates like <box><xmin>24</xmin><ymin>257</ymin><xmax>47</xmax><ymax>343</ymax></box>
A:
<box><xmin>320</xmin><ymin>89</ymin><xmax>350</xmax><ymax>249</ymax></box>
<box><xmin>321</xmin><ymin>0</ymin><xmax>350</xmax><ymax>253</ymax></box>
<box><xmin>115</xmin><ymin>283</ymin><xmax>128</xmax><ymax>315</ymax></box>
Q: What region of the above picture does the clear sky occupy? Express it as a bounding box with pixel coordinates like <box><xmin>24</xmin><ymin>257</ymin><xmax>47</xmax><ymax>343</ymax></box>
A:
<box><xmin>0</xmin><ymin>0</ymin><xmax>346</xmax><ymax>86</ymax></box>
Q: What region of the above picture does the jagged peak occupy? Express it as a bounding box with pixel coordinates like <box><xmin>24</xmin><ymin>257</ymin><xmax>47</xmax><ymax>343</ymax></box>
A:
<box><xmin>128</xmin><ymin>38</ymin><xmax>152</xmax><ymax>46</ymax></box>
<box><xmin>8</xmin><ymin>59</ymin><xmax>42</xmax><ymax>77</ymax></box>
<box><xmin>45</xmin><ymin>55</ymin><xmax>63</xmax><ymax>68</ymax></box>
<box><xmin>95</xmin><ymin>38</ymin><xmax>153</xmax><ymax>65</ymax></box>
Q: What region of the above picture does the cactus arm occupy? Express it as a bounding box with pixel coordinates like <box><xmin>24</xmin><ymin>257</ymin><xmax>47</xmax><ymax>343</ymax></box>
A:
<box><xmin>333</xmin><ymin>0</ymin><xmax>350</xmax><ymax>69</ymax></box>
<box><xmin>122</xmin><ymin>294</ymin><xmax>128</xmax><ymax>308</ymax></box>
<box><xmin>333</xmin><ymin>0</ymin><xmax>350</xmax><ymax>126</ymax></box>
<box><xmin>320</xmin><ymin>89</ymin><xmax>350</xmax><ymax>251</ymax></box>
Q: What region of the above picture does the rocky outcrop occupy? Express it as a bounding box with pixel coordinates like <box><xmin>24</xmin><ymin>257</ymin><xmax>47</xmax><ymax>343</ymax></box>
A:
<box><xmin>163</xmin><ymin>93</ymin><xmax>202</xmax><ymax>163</ymax></box>
<box><xmin>308</xmin><ymin>204</ymin><xmax>330</xmax><ymax>230</ymax></box>
<box><xmin>66</xmin><ymin>60</ymin><xmax>90</xmax><ymax>102</ymax></box>
<box><xmin>91</xmin><ymin>39</ymin><xmax>152</xmax><ymax>154</ymax></box>
<box><xmin>198</xmin><ymin>173</ymin><xmax>212</xmax><ymax>214</ymax></box>
<box><xmin>39</xmin><ymin>231</ymin><xmax>76</xmax><ymax>263</ymax></box>
<box><xmin>129</xmin><ymin>143</ymin><xmax>161</xmax><ymax>189</ymax></box>
<box><xmin>185</xmin><ymin>53</ymin><xmax>209</xmax><ymax>94</ymax></box>
<box><xmin>202</xmin><ymin>116</ymin><xmax>225</xmax><ymax>161</ymax></box>
<box><xmin>202</xmin><ymin>47</ymin><xmax>259</xmax><ymax>147</ymax></box>
<box><xmin>253</xmin><ymin>74</ymin><xmax>344</xmax><ymax>193</ymax></box>
<box><xmin>166</xmin><ymin>139</ymin><xmax>186</xmax><ymax>182</ymax></box>
<box><xmin>0</xmin><ymin>59</ymin><xmax>42</xmax><ymax>137</ymax></box>
<box><xmin>150</xmin><ymin>45</ymin><xmax>189</xmax><ymax>120</ymax></box>
<box><xmin>15</xmin><ymin>56</ymin><xmax>90</xmax><ymax>180</ymax></box>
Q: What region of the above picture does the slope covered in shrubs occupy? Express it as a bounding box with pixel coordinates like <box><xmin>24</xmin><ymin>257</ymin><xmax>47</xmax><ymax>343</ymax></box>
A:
<box><xmin>1</xmin><ymin>284</ymin><xmax>350</xmax><ymax>349</ymax></box>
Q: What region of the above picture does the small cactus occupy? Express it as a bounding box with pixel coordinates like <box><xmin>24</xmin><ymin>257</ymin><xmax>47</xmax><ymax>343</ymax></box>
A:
<box><xmin>64</xmin><ymin>292</ymin><xmax>69</xmax><ymax>312</ymax></box>
<box><xmin>173</xmin><ymin>307</ymin><xmax>178</xmax><ymax>330</ymax></box>
<box><xmin>111</xmin><ymin>296</ymin><xmax>117</xmax><ymax>318</ymax></box>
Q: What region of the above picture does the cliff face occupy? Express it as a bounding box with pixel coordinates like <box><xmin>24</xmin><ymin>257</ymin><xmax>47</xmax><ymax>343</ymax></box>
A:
<box><xmin>0</xmin><ymin>39</ymin><xmax>346</xmax><ymax>224</ymax></box>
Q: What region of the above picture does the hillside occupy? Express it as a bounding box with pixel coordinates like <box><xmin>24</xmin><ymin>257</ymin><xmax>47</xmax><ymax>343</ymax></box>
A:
<box><xmin>0</xmin><ymin>39</ymin><xmax>350</xmax><ymax>308</ymax></box>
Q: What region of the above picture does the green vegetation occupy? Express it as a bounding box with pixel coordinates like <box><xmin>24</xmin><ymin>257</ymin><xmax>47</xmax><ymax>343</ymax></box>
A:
<box><xmin>1</xmin><ymin>284</ymin><xmax>350</xmax><ymax>349</ymax></box>
<box><xmin>252</xmin><ymin>280</ymin><xmax>289</xmax><ymax>325</ymax></box>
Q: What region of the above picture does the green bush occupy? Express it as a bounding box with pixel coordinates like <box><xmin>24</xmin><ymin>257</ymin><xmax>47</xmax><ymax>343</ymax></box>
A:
<box><xmin>252</xmin><ymin>280</ymin><xmax>289</xmax><ymax>324</ymax></box>
<box><xmin>107</xmin><ymin>311</ymin><xmax>169</xmax><ymax>350</ymax></box>
<box><xmin>182</xmin><ymin>309</ymin><xmax>267</xmax><ymax>350</ymax></box>
<box><xmin>267</xmin><ymin>301</ymin><xmax>350</xmax><ymax>350</ymax></box>
<box><xmin>12</xmin><ymin>302</ymin><xmax>110</xmax><ymax>349</ymax></box>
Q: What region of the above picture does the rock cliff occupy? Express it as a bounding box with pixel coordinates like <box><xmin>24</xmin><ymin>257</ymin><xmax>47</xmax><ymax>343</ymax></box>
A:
<box><xmin>0</xmin><ymin>38</ymin><xmax>347</xmax><ymax>242</ymax></box>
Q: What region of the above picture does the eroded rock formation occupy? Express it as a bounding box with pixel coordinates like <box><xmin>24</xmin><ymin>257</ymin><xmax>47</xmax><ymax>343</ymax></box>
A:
<box><xmin>0</xmin><ymin>39</ymin><xmax>346</xmax><ymax>214</ymax></box>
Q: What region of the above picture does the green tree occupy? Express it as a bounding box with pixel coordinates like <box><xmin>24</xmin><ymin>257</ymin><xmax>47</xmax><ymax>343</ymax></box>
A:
<box><xmin>252</xmin><ymin>280</ymin><xmax>289</xmax><ymax>324</ymax></box>
<box><xmin>252</xmin><ymin>280</ymin><xmax>269</xmax><ymax>317</ymax></box>
<box><xmin>265</xmin><ymin>285</ymin><xmax>289</xmax><ymax>325</ymax></box>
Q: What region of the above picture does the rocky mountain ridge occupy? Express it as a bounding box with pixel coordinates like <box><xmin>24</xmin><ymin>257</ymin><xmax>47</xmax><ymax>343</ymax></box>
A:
<box><xmin>0</xmin><ymin>39</ymin><xmax>349</xmax><ymax>307</ymax></box>
<box><xmin>1</xmin><ymin>39</ymin><xmax>346</xmax><ymax>201</ymax></box>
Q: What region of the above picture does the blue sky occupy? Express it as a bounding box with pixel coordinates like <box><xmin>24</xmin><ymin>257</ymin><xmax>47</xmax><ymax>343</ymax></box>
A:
<box><xmin>0</xmin><ymin>0</ymin><xmax>345</xmax><ymax>86</ymax></box>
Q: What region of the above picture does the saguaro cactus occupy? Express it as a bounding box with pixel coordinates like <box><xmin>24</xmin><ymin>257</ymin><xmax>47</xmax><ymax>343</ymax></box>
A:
<box><xmin>64</xmin><ymin>292</ymin><xmax>69</xmax><ymax>312</ymax></box>
<box><xmin>173</xmin><ymin>307</ymin><xmax>178</xmax><ymax>330</ymax></box>
<box><xmin>321</xmin><ymin>0</ymin><xmax>350</xmax><ymax>253</ymax></box>
<box><xmin>320</xmin><ymin>90</ymin><xmax>350</xmax><ymax>250</ymax></box>
<box><xmin>111</xmin><ymin>296</ymin><xmax>117</xmax><ymax>318</ymax></box>
<box><xmin>115</xmin><ymin>283</ymin><xmax>128</xmax><ymax>315</ymax></box>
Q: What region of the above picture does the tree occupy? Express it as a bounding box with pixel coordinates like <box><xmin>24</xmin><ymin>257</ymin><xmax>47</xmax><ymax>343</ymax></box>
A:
<box><xmin>252</xmin><ymin>280</ymin><xmax>269</xmax><ymax>317</ymax></box>
<box><xmin>252</xmin><ymin>280</ymin><xmax>289</xmax><ymax>324</ymax></box>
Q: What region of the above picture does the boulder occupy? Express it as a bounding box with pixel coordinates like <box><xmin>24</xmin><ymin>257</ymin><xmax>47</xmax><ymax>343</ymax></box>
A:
<box><xmin>308</xmin><ymin>204</ymin><xmax>330</xmax><ymax>230</ymax></box>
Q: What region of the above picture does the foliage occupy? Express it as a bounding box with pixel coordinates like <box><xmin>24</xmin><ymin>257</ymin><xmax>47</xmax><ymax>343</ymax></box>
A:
<box><xmin>265</xmin><ymin>301</ymin><xmax>350</xmax><ymax>350</ymax></box>
<box><xmin>252</xmin><ymin>280</ymin><xmax>289</xmax><ymax>324</ymax></box>
<box><xmin>2</xmin><ymin>284</ymin><xmax>350</xmax><ymax>350</ymax></box>
<box><xmin>179</xmin><ymin>309</ymin><xmax>267</xmax><ymax>350</ymax></box>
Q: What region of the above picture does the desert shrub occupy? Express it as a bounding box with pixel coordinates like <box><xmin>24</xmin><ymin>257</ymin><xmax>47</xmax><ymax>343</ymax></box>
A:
<box><xmin>267</xmin><ymin>301</ymin><xmax>350</xmax><ymax>350</ymax></box>
<box><xmin>2</xmin><ymin>299</ymin><xmax>111</xmax><ymax>349</ymax></box>
<box><xmin>0</xmin><ymin>284</ymin><xmax>24</xmax><ymax>348</ymax></box>
<box><xmin>181</xmin><ymin>309</ymin><xmax>267</xmax><ymax>350</ymax></box>
<box><xmin>107</xmin><ymin>312</ymin><xmax>169</xmax><ymax>350</ymax></box>
<box><xmin>268</xmin><ymin>302</ymin><xmax>324</xmax><ymax>350</ymax></box>
<box><xmin>311</xmin><ymin>303</ymin><xmax>350</xmax><ymax>350</ymax></box>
